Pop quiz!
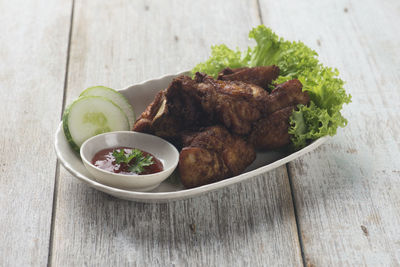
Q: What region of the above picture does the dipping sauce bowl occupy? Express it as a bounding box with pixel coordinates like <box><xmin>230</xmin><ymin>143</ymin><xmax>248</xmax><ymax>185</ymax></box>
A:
<box><xmin>80</xmin><ymin>131</ymin><xmax>179</xmax><ymax>191</ymax></box>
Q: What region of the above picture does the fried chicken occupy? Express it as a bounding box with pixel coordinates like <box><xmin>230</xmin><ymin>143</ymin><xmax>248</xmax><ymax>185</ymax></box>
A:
<box><xmin>132</xmin><ymin>76</ymin><xmax>207</xmax><ymax>142</ymax></box>
<box><xmin>249</xmin><ymin>106</ymin><xmax>295</xmax><ymax>149</ymax></box>
<box><xmin>214</xmin><ymin>71</ymin><xmax>310</xmax><ymax>149</ymax></box>
<box><xmin>263</xmin><ymin>79</ymin><xmax>310</xmax><ymax>114</ymax></box>
<box><xmin>133</xmin><ymin>73</ymin><xmax>310</xmax><ymax>150</ymax></box>
<box><xmin>179</xmin><ymin>126</ymin><xmax>256</xmax><ymax>188</ymax></box>
<box><xmin>218</xmin><ymin>65</ymin><xmax>280</xmax><ymax>89</ymax></box>
<box><xmin>133</xmin><ymin>68</ymin><xmax>311</xmax><ymax>188</ymax></box>
<box><xmin>132</xmin><ymin>90</ymin><xmax>165</xmax><ymax>134</ymax></box>
<box><xmin>133</xmin><ymin>72</ymin><xmax>270</xmax><ymax>137</ymax></box>
<box><xmin>193</xmin><ymin>72</ymin><xmax>268</xmax><ymax>135</ymax></box>
<box><xmin>249</xmin><ymin>79</ymin><xmax>310</xmax><ymax>149</ymax></box>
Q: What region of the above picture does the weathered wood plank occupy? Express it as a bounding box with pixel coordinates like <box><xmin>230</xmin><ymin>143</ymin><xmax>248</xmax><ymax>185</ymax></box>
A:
<box><xmin>0</xmin><ymin>0</ymin><xmax>72</xmax><ymax>266</ymax></box>
<box><xmin>51</xmin><ymin>0</ymin><xmax>303</xmax><ymax>265</ymax></box>
<box><xmin>259</xmin><ymin>0</ymin><xmax>400</xmax><ymax>265</ymax></box>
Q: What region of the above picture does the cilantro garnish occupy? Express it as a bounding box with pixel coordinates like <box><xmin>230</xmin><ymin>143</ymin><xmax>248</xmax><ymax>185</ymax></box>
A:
<box><xmin>112</xmin><ymin>148</ymin><xmax>154</xmax><ymax>174</ymax></box>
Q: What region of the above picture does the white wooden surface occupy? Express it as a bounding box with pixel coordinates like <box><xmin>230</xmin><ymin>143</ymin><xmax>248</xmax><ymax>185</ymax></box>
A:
<box><xmin>0</xmin><ymin>0</ymin><xmax>72</xmax><ymax>266</ymax></box>
<box><xmin>1</xmin><ymin>0</ymin><xmax>400</xmax><ymax>266</ymax></box>
<box><xmin>260</xmin><ymin>0</ymin><xmax>400</xmax><ymax>265</ymax></box>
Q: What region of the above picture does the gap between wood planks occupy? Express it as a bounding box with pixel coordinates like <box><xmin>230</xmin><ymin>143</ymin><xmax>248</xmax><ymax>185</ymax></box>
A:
<box><xmin>286</xmin><ymin>165</ymin><xmax>307</xmax><ymax>267</ymax></box>
<box><xmin>47</xmin><ymin>0</ymin><xmax>75</xmax><ymax>266</ymax></box>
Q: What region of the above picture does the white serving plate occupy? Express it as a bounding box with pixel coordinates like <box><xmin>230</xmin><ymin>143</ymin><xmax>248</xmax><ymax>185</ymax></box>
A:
<box><xmin>55</xmin><ymin>71</ymin><xmax>328</xmax><ymax>203</ymax></box>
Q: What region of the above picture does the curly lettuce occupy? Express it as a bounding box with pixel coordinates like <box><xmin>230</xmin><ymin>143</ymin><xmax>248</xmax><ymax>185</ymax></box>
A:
<box><xmin>191</xmin><ymin>44</ymin><xmax>249</xmax><ymax>77</ymax></box>
<box><xmin>191</xmin><ymin>25</ymin><xmax>351</xmax><ymax>149</ymax></box>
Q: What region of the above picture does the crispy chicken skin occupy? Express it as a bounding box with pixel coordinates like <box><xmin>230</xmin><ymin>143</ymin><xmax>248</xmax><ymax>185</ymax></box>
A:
<box><xmin>179</xmin><ymin>126</ymin><xmax>256</xmax><ymax>188</ymax></box>
<box><xmin>132</xmin><ymin>90</ymin><xmax>165</xmax><ymax>134</ymax></box>
<box><xmin>249</xmin><ymin>79</ymin><xmax>310</xmax><ymax>150</ymax></box>
<box><xmin>133</xmin><ymin>74</ymin><xmax>310</xmax><ymax>149</ymax></box>
<box><xmin>193</xmin><ymin>73</ymin><xmax>268</xmax><ymax>135</ymax></box>
<box><xmin>249</xmin><ymin>106</ymin><xmax>295</xmax><ymax>149</ymax></box>
<box><xmin>218</xmin><ymin>65</ymin><xmax>280</xmax><ymax>89</ymax></box>
<box><xmin>132</xmin><ymin>76</ymin><xmax>207</xmax><ymax>141</ymax></box>
<box><xmin>133</xmin><ymin>72</ymin><xmax>273</xmax><ymax>138</ymax></box>
<box><xmin>263</xmin><ymin>79</ymin><xmax>309</xmax><ymax>114</ymax></box>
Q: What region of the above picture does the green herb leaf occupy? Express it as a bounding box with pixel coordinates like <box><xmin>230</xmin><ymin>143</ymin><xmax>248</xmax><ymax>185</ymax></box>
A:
<box><xmin>112</xmin><ymin>148</ymin><xmax>154</xmax><ymax>174</ymax></box>
<box><xmin>128</xmin><ymin>154</ymin><xmax>154</xmax><ymax>174</ymax></box>
<box><xmin>112</xmin><ymin>149</ymin><xmax>128</xmax><ymax>164</ymax></box>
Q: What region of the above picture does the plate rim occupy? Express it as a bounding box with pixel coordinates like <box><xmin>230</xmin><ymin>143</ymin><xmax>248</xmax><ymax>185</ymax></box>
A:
<box><xmin>54</xmin><ymin>71</ymin><xmax>329</xmax><ymax>202</ymax></box>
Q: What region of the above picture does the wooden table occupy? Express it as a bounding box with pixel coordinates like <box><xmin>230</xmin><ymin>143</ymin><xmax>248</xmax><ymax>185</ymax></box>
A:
<box><xmin>1</xmin><ymin>0</ymin><xmax>400</xmax><ymax>266</ymax></box>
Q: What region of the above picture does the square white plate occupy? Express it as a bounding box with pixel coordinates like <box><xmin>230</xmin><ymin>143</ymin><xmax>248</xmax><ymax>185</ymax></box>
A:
<box><xmin>54</xmin><ymin>71</ymin><xmax>328</xmax><ymax>203</ymax></box>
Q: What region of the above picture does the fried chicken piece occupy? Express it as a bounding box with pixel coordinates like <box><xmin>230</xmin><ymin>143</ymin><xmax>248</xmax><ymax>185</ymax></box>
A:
<box><xmin>134</xmin><ymin>74</ymin><xmax>310</xmax><ymax>153</ymax></box>
<box><xmin>262</xmin><ymin>79</ymin><xmax>310</xmax><ymax>114</ymax></box>
<box><xmin>193</xmin><ymin>73</ymin><xmax>268</xmax><ymax>135</ymax></box>
<box><xmin>132</xmin><ymin>76</ymin><xmax>207</xmax><ymax>142</ymax></box>
<box><xmin>249</xmin><ymin>79</ymin><xmax>310</xmax><ymax>150</ymax></box>
<box><xmin>132</xmin><ymin>90</ymin><xmax>165</xmax><ymax>134</ymax></box>
<box><xmin>179</xmin><ymin>126</ymin><xmax>256</xmax><ymax>188</ymax></box>
<box><xmin>249</xmin><ymin>106</ymin><xmax>295</xmax><ymax>150</ymax></box>
<box><xmin>134</xmin><ymin>73</ymin><xmax>271</xmax><ymax>137</ymax></box>
<box><xmin>218</xmin><ymin>65</ymin><xmax>280</xmax><ymax>89</ymax></box>
<box><xmin>133</xmin><ymin>89</ymin><xmax>182</xmax><ymax>139</ymax></box>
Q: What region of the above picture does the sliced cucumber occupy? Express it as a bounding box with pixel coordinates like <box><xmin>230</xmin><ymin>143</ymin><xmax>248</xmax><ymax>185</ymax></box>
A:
<box><xmin>80</xmin><ymin>86</ymin><xmax>135</xmax><ymax>129</ymax></box>
<box><xmin>63</xmin><ymin>96</ymin><xmax>129</xmax><ymax>152</ymax></box>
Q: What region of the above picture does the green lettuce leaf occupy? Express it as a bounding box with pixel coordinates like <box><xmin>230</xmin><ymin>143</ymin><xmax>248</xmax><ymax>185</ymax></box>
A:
<box><xmin>191</xmin><ymin>44</ymin><xmax>249</xmax><ymax>78</ymax></box>
<box><xmin>191</xmin><ymin>25</ymin><xmax>351</xmax><ymax>149</ymax></box>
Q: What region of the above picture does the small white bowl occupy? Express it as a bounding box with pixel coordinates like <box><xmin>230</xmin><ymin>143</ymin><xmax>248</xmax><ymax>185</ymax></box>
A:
<box><xmin>80</xmin><ymin>131</ymin><xmax>179</xmax><ymax>191</ymax></box>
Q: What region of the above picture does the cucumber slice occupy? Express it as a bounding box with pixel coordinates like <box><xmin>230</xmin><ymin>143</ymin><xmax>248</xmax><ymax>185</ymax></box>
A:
<box><xmin>63</xmin><ymin>96</ymin><xmax>129</xmax><ymax>152</ymax></box>
<box><xmin>80</xmin><ymin>86</ymin><xmax>135</xmax><ymax>129</ymax></box>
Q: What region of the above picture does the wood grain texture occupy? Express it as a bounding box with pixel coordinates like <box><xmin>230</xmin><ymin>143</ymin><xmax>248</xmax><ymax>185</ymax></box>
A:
<box><xmin>0</xmin><ymin>0</ymin><xmax>72</xmax><ymax>266</ymax></box>
<box><xmin>51</xmin><ymin>0</ymin><xmax>303</xmax><ymax>266</ymax></box>
<box><xmin>259</xmin><ymin>0</ymin><xmax>400</xmax><ymax>265</ymax></box>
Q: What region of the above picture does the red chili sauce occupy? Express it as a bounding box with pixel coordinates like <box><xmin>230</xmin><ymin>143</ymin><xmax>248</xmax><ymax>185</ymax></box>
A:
<box><xmin>91</xmin><ymin>147</ymin><xmax>163</xmax><ymax>175</ymax></box>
